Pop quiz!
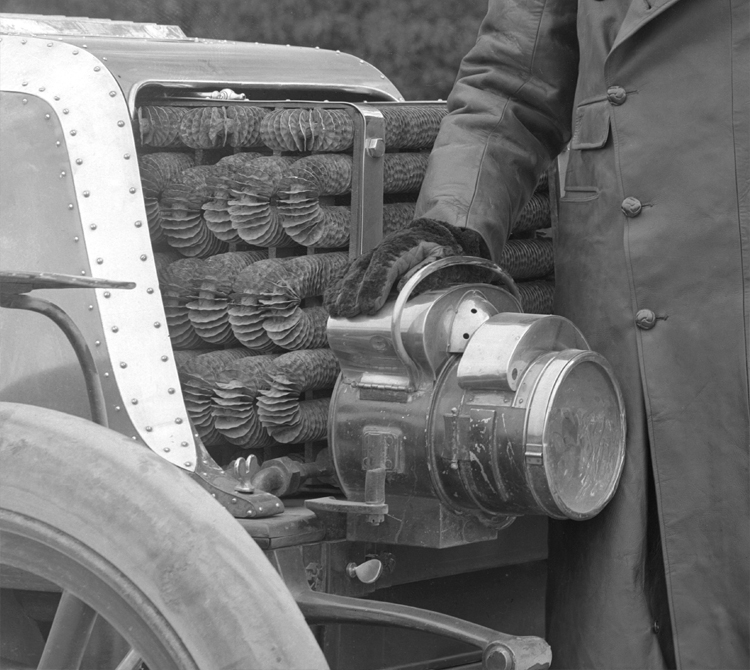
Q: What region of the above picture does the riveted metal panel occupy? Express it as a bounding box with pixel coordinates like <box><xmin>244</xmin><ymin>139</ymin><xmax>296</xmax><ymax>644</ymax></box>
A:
<box><xmin>0</xmin><ymin>35</ymin><xmax>197</xmax><ymax>471</ymax></box>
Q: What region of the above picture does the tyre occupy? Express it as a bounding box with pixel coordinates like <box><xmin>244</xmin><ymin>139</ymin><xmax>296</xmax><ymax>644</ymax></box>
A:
<box><xmin>0</xmin><ymin>401</ymin><xmax>329</xmax><ymax>670</ymax></box>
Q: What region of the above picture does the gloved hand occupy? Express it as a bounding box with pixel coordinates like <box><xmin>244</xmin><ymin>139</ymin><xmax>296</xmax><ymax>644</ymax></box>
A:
<box><xmin>324</xmin><ymin>218</ymin><xmax>492</xmax><ymax>318</ymax></box>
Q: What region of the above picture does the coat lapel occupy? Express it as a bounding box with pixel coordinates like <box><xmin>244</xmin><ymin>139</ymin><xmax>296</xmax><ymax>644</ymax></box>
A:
<box><xmin>611</xmin><ymin>0</ymin><xmax>685</xmax><ymax>52</ymax></box>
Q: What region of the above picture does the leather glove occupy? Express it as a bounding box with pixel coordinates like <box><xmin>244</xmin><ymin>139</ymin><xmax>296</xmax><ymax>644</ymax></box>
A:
<box><xmin>324</xmin><ymin>218</ymin><xmax>492</xmax><ymax>318</ymax></box>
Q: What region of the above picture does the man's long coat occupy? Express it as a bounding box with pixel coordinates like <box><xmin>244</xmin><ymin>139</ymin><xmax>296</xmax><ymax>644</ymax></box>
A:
<box><xmin>415</xmin><ymin>1</ymin><xmax>749</xmax><ymax>667</ymax></box>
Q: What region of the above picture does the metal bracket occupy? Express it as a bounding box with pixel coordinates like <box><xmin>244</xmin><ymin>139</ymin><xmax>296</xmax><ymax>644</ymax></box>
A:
<box><xmin>269</xmin><ymin>545</ymin><xmax>552</xmax><ymax>670</ymax></box>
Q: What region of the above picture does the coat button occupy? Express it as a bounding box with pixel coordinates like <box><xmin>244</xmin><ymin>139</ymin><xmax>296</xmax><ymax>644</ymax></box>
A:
<box><xmin>636</xmin><ymin>309</ymin><xmax>657</xmax><ymax>330</ymax></box>
<box><xmin>621</xmin><ymin>196</ymin><xmax>642</xmax><ymax>217</ymax></box>
<box><xmin>607</xmin><ymin>85</ymin><xmax>627</xmax><ymax>105</ymax></box>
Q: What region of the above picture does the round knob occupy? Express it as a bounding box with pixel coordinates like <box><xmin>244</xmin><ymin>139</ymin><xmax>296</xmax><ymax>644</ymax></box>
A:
<box><xmin>607</xmin><ymin>85</ymin><xmax>627</xmax><ymax>105</ymax></box>
<box><xmin>346</xmin><ymin>558</ymin><xmax>383</xmax><ymax>584</ymax></box>
<box><xmin>621</xmin><ymin>196</ymin><xmax>643</xmax><ymax>218</ymax></box>
<box><xmin>635</xmin><ymin>309</ymin><xmax>657</xmax><ymax>330</ymax></box>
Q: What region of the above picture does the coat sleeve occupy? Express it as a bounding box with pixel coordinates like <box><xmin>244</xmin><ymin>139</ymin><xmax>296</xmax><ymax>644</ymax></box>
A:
<box><xmin>414</xmin><ymin>0</ymin><xmax>579</xmax><ymax>262</ymax></box>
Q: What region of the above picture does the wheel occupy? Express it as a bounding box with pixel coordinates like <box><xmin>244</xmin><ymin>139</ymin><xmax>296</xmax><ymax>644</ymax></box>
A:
<box><xmin>0</xmin><ymin>402</ymin><xmax>329</xmax><ymax>670</ymax></box>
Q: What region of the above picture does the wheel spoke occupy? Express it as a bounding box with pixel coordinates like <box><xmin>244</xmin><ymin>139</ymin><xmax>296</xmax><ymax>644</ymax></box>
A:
<box><xmin>114</xmin><ymin>648</ymin><xmax>143</xmax><ymax>670</ymax></box>
<box><xmin>37</xmin><ymin>590</ymin><xmax>97</xmax><ymax>670</ymax></box>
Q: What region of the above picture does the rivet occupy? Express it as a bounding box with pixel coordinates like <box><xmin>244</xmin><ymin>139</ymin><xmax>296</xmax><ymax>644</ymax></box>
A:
<box><xmin>275</xmin><ymin>502</ymin><xmax>281</xmax><ymax>508</ymax></box>
<box><xmin>146</xmin><ymin>287</ymin><xmax>154</xmax><ymax>294</ymax></box>
<box><xmin>114</xmin><ymin>405</ymin><xmax>120</xmax><ymax>410</ymax></box>
<box><xmin>96</xmin><ymin>258</ymin><xmax>103</xmax><ymax>265</ymax></box>
<box><xmin>80</xmin><ymin>270</ymin><xmax>86</xmax><ymax>275</ymax></box>
<box><xmin>132</xmin><ymin>436</ymin><xmax>137</xmax><ymax>441</ymax></box>
<box><xmin>164</xmin><ymin>447</ymin><xmax>171</xmax><ymax>453</ymax></box>
<box><xmin>95</xmin><ymin>340</ymin><xmax>101</xmax><ymax>346</ymax></box>
<box><xmin>54</xmin><ymin>96</ymin><xmax>60</xmax><ymax>101</ymax></box>
<box><xmin>175</xmin><ymin>418</ymin><xmax>183</xmax><ymax>424</ymax></box>
<box><xmin>231</xmin><ymin>497</ymin><xmax>238</xmax><ymax>503</ymax></box>
<box><xmin>134</xmin><ymin>220</ymin><xmax>142</xmax><ymax>228</ymax></box>
<box><xmin>56</xmin><ymin>141</ymin><xmax>61</xmax><ymax>147</ymax></box>
<box><xmin>258</xmin><ymin>506</ymin><xmax>263</xmax><ymax>512</ymax></box>
<box><xmin>70</xmin><ymin>129</ymin><xmax>77</xmax><ymax>136</ymax></box>
<box><xmin>45</xmin><ymin>114</ymin><xmax>50</xmax><ymax>120</ymax></box>
<box><xmin>73</xmin><ymin>50</ymin><xmax>79</xmax><ymax>55</ymax></box>
<box><xmin>184</xmin><ymin>462</ymin><xmax>192</xmax><ymax>468</ymax></box>
<box><xmin>62</xmin><ymin>108</ymin><xmax>69</xmax><ymax>114</ymax></box>
<box><xmin>140</xmin><ymin>254</ymin><xmax>148</xmax><ymax>261</ymax></box>
<box><xmin>117</xmin><ymin>120</ymin><xmax>125</xmax><ymax>127</ymax></box>
<box><xmin>124</xmin><ymin>153</ymin><xmax>131</xmax><ymax>160</ymax></box>
<box><xmin>22</xmin><ymin>98</ymin><xmax>27</xmax><ymax>105</ymax></box>
<box><xmin>103</xmin><ymin>372</ymin><xmax>110</xmax><ymax>378</ymax></box>
<box><xmin>89</xmin><ymin>223</ymin><xmax>96</xmax><ymax>229</ymax></box>
<box><xmin>60</xmin><ymin>171</ymin><xmax>66</xmax><ymax>178</ymax></box>
<box><xmin>77</xmin><ymin>158</ymin><xmax>83</xmax><ymax>165</ymax></box>
<box><xmin>102</xmin><ymin>56</ymin><xmax>108</xmax><ymax>61</ymax></box>
<box><xmin>212</xmin><ymin>493</ymin><xmax>216</xmax><ymax>498</ymax></box>
<box><xmin>181</xmin><ymin>441</ymin><xmax>189</xmax><ymax>447</ymax></box>
<box><xmin>103</xmin><ymin>291</ymin><xmax>111</xmax><ymax>298</ymax></box>
<box><xmin>109</xmin><ymin>91</ymin><xmax>116</xmax><ymax>97</ymax></box>
<box><xmin>87</xmin><ymin>304</ymin><xmax>93</xmax><ymax>311</ymax></box>
<box><xmin>82</xmin><ymin>44</ymin><xmax>87</xmax><ymax>48</ymax></box>
<box><xmin>21</xmin><ymin>39</ymin><xmax>27</xmax><ymax>44</ymax></box>
<box><xmin>120</xmin><ymin>362</ymin><xmax>127</xmax><ymax>368</ymax></box>
<box><xmin>155</xmin><ymin>322</ymin><xmax>162</xmax><ymax>329</ymax></box>
<box><xmin>168</xmin><ymin>388</ymin><xmax>176</xmax><ymax>394</ymax></box>
<box><xmin>111</xmin><ymin>326</ymin><xmax>119</xmax><ymax>332</ymax></box>
<box><xmin>161</xmin><ymin>354</ymin><xmax>168</xmax><ymax>361</ymax></box>
<box><xmin>73</xmin><ymin>236</ymin><xmax>79</xmax><ymax>242</ymax></box>
<box><xmin>145</xmin><ymin>426</ymin><xmax>153</xmax><ymax>432</ymax></box>
<box><xmin>94</xmin><ymin>66</ymin><xmax>101</xmax><ymax>72</ymax></box>
<box><xmin>83</xmin><ymin>190</ymin><xmax>90</xmax><ymax>197</ymax></box>
<box><xmin>68</xmin><ymin>204</ymin><xmax>74</xmax><ymax>209</ymax></box>
<box><xmin>39</xmin><ymin>86</ymin><xmax>45</xmax><ymax>92</ymax></box>
<box><xmin>131</xmin><ymin>398</ymin><xmax>138</xmax><ymax>405</ymax></box>
<box><xmin>129</xmin><ymin>187</ymin><xmax>136</xmax><ymax>194</ymax></box>
<box><xmin>380</xmin><ymin>74</ymin><xmax>385</xmax><ymax>79</ymax></box>
<box><xmin>22</xmin><ymin>81</ymin><xmax>28</xmax><ymax>87</ymax></box>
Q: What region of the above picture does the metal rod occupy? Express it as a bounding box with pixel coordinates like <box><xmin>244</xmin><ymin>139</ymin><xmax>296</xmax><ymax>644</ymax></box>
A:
<box><xmin>37</xmin><ymin>591</ymin><xmax>98</xmax><ymax>670</ymax></box>
<box><xmin>0</xmin><ymin>294</ymin><xmax>108</xmax><ymax>428</ymax></box>
<box><xmin>114</xmin><ymin>648</ymin><xmax>143</xmax><ymax>670</ymax></box>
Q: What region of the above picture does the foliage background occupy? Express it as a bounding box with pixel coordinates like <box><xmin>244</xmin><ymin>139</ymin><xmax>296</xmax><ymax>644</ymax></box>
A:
<box><xmin>0</xmin><ymin>0</ymin><xmax>489</xmax><ymax>99</ymax></box>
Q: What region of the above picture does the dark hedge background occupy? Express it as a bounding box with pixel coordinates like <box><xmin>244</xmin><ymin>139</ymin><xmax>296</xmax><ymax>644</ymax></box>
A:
<box><xmin>0</xmin><ymin>0</ymin><xmax>489</xmax><ymax>100</ymax></box>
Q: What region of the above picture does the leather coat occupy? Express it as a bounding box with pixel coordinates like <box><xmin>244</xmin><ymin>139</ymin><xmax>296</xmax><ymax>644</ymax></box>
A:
<box><xmin>415</xmin><ymin>1</ymin><xmax>749</xmax><ymax>668</ymax></box>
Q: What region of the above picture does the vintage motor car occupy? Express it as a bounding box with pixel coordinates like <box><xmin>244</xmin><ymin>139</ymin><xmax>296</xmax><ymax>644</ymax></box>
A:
<box><xmin>0</xmin><ymin>13</ymin><xmax>626</xmax><ymax>670</ymax></box>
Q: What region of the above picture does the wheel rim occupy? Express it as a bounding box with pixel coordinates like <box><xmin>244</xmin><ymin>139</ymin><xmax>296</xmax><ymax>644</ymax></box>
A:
<box><xmin>0</xmin><ymin>509</ymin><xmax>198</xmax><ymax>670</ymax></box>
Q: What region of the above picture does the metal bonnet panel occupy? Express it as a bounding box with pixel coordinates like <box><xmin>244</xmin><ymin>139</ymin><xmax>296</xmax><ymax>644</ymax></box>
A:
<box><xmin>0</xmin><ymin>35</ymin><xmax>198</xmax><ymax>471</ymax></box>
